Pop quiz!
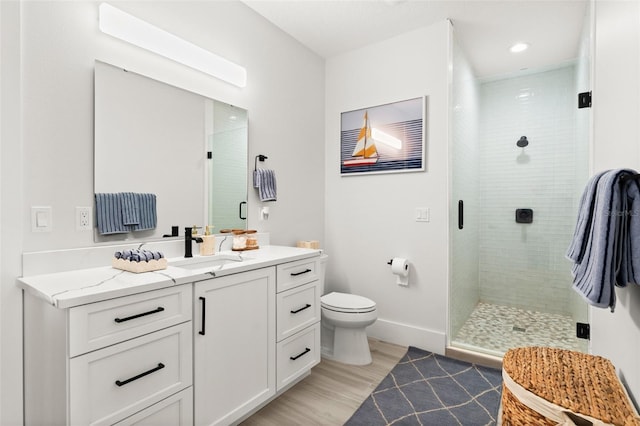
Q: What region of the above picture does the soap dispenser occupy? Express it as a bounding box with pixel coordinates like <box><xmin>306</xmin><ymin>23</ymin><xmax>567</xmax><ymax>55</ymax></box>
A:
<box><xmin>200</xmin><ymin>225</ymin><xmax>216</xmax><ymax>256</ymax></box>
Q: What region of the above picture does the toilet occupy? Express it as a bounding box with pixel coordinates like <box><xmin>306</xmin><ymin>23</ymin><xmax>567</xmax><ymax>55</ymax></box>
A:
<box><xmin>318</xmin><ymin>255</ymin><xmax>378</xmax><ymax>365</ymax></box>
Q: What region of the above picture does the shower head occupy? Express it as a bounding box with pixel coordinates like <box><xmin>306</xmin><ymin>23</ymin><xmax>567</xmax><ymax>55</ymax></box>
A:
<box><xmin>517</xmin><ymin>136</ymin><xmax>529</xmax><ymax>147</ymax></box>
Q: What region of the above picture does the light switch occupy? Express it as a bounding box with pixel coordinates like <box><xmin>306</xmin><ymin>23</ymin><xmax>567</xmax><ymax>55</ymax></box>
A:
<box><xmin>416</xmin><ymin>207</ymin><xmax>430</xmax><ymax>222</ymax></box>
<box><xmin>36</xmin><ymin>211</ymin><xmax>49</xmax><ymax>227</ymax></box>
<box><xmin>31</xmin><ymin>206</ymin><xmax>52</xmax><ymax>232</ymax></box>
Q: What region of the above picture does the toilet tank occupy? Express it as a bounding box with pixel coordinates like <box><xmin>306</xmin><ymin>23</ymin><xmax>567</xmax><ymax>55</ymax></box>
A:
<box><xmin>318</xmin><ymin>253</ymin><xmax>328</xmax><ymax>295</ymax></box>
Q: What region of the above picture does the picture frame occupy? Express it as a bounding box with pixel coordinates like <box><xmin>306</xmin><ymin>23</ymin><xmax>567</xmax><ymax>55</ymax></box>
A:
<box><xmin>340</xmin><ymin>96</ymin><xmax>425</xmax><ymax>176</ymax></box>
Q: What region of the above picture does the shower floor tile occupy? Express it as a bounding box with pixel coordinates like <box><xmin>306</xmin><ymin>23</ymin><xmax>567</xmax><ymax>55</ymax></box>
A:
<box><xmin>452</xmin><ymin>302</ymin><xmax>587</xmax><ymax>356</ymax></box>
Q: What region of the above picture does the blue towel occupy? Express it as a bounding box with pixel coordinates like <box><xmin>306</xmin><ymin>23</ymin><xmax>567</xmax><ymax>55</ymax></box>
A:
<box><xmin>566</xmin><ymin>169</ymin><xmax>639</xmax><ymax>311</ymax></box>
<box><xmin>617</xmin><ymin>177</ymin><xmax>640</xmax><ymax>286</ymax></box>
<box><xmin>95</xmin><ymin>192</ymin><xmax>157</xmax><ymax>235</ymax></box>
<box><xmin>253</xmin><ymin>169</ymin><xmax>277</xmax><ymax>202</ymax></box>
<box><xmin>121</xmin><ymin>192</ymin><xmax>140</xmax><ymax>225</ymax></box>
<box><xmin>95</xmin><ymin>193</ymin><xmax>129</xmax><ymax>235</ymax></box>
<box><xmin>130</xmin><ymin>193</ymin><xmax>157</xmax><ymax>231</ymax></box>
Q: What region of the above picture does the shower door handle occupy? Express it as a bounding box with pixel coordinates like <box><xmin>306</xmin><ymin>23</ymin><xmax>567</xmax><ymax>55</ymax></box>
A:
<box><xmin>458</xmin><ymin>200</ymin><xmax>464</xmax><ymax>230</ymax></box>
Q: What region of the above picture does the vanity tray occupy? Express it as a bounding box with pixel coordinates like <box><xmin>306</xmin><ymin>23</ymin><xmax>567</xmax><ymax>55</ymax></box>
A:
<box><xmin>112</xmin><ymin>257</ymin><xmax>168</xmax><ymax>273</ymax></box>
<box><xmin>232</xmin><ymin>246</ymin><xmax>259</xmax><ymax>251</ymax></box>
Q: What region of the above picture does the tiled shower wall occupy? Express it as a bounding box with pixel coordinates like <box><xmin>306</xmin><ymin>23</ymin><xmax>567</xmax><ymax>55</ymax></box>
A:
<box><xmin>478</xmin><ymin>66</ymin><xmax>585</xmax><ymax>315</ymax></box>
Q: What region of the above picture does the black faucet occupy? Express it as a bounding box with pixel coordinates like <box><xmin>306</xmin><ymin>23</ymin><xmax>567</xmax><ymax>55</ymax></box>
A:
<box><xmin>185</xmin><ymin>227</ymin><xmax>204</xmax><ymax>258</ymax></box>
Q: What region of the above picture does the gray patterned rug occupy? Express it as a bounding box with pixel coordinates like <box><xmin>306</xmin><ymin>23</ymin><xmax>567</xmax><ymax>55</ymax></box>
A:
<box><xmin>345</xmin><ymin>346</ymin><xmax>503</xmax><ymax>425</ymax></box>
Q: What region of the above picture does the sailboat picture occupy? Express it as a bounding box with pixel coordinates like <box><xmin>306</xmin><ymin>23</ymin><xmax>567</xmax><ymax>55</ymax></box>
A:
<box><xmin>343</xmin><ymin>111</ymin><xmax>379</xmax><ymax>166</ymax></box>
<box><xmin>340</xmin><ymin>97</ymin><xmax>425</xmax><ymax>175</ymax></box>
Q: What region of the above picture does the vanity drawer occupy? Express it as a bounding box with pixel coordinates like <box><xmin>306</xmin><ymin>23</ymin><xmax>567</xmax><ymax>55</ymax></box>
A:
<box><xmin>276</xmin><ymin>280</ymin><xmax>320</xmax><ymax>342</ymax></box>
<box><xmin>276</xmin><ymin>322</ymin><xmax>320</xmax><ymax>391</ymax></box>
<box><xmin>69</xmin><ymin>285</ymin><xmax>192</xmax><ymax>357</ymax></box>
<box><xmin>69</xmin><ymin>322</ymin><xmax>192</xmax><ymax>426</ymax></box>
<box><xmin>276</xmin><ymin>257</ymin><xmax>318</xmax><ymax>292</ymax></box>
<box><xmin>114</xmin><ymin>387</ymin><xmax>193</xmax><ymax>426</ymax></box>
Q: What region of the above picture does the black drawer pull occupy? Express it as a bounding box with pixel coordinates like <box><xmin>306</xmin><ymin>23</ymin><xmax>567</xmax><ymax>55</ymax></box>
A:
<box><xmin>290</xmin><ymin>347</ymin><xmax>311</xmax><ymax>361</ymax></box>
<box><xmin>290</xmin><ymin>268</ymin><xmax>311</xmax><ymax>277</ymax></box>
<box><xmin>199</xmin><ymin>297</ymin><xmax>206</xmax><ymax>336</ymax></box>
<box><xmin>114</xmin><ymin>307</ymin><xmax>165</xmax><ymax>323</ymax></box>
<box><xmin>290</xmin><ymin>304</ymin><xmax>311</xmax><ymax>314</ymax></box>
<box><xmin>115</xmin><ymin>363</ymin><xmax>165</xmax><ymax>387</ymax></box>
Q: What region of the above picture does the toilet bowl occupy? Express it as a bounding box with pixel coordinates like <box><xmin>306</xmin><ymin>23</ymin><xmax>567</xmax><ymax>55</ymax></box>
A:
<box><xmin>317</xmin><ymin>255</ymin><xmax>378</xmax><ymax>365</ymax></box>
<box><xmin>320</xmin><ymin>291</ymin><xmax>377</xmax><ymax>365</ymax></box>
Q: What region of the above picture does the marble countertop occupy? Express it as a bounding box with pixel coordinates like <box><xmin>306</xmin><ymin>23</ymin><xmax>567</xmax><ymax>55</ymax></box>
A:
<box><xmin>18</xmin><ymin>245</ymin><xmax>322</xmax><ymax>309</ymax></box>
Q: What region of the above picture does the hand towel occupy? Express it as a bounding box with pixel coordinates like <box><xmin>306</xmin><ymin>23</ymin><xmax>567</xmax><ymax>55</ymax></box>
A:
<box><xmin>121</xmin><ymin>192</ymin><xmax>140</xmax><ymax>225</ymax></box>
<box><xmin>253</xmin><ymin>169</ymin><xmax>277</xmax><ymax>202</ymax></box>
<box><xmin>95</xmin><ymin>193</ymin><xmax>157</xmax><ymax>234</ymax></box>
<box><xmin>95</xmin><ymin>193</ymin><xmax>129</xmax><ymax>235</ymax></box>
<box><xmin>566</xmin><ymin>169</ymin><xmax>638</xmax><ymax>311</ymax></box>
<box><xmin>130</xmin><ymin>193</ymin><xmax>157</xmax><ymax>231</ymax></box>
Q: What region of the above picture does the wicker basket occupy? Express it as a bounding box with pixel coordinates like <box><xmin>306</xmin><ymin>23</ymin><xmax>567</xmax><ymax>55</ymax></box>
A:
<box><xmin>501</xmin><ymin>347</ymin><xmax>640</xmax><ymax>426</ymax></box>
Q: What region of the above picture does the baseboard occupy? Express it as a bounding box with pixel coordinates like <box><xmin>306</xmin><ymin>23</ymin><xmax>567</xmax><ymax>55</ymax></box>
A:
<box><xmin>367</xmin><ymin>318</ymin><xmax>446</xmax><ymax>354</ymax></box>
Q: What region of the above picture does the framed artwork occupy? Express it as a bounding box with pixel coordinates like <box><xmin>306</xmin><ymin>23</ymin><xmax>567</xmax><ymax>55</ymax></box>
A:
<box><xmin>340</xmin><ymin>96</ymin><xmax>425</xmax><ymax>176</ymax></box>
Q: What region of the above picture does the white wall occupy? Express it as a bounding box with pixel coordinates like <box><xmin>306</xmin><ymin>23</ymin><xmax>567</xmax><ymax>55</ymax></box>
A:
<box><xmin>1</xmin><ymin>1</ymin><xmax>325</xmax><ymax>423</ymax></box>
<box><xmin>324</xmin><ymin>21</ymin><xmax>451</xmax><ymax>352</ymax></box>
<box><xmin>590</xmin><ymin>0</ymin><xmax>640</xmax><ymax>404</ymax></box>
<box><xmin>1</xmin><ymin>2</ymin><xmax>24</xmax><ymax>424</ymax></box>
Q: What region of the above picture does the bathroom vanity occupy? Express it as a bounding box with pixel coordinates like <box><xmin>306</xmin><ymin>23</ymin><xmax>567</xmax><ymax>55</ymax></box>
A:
<box><xmin>19</xmin><ymin>245</ymin><xmax>322</xmax><ymax>426</ymax></box>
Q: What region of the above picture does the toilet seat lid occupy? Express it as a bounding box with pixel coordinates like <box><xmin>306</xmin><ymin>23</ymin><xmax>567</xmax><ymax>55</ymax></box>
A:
<box><xmin>321</xmin><ymin>292</ymin><xmax>376</xmax><ymax>312</ymax></box>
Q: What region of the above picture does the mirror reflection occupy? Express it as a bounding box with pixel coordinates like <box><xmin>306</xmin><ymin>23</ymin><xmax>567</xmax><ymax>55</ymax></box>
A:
<box><xmin>94</xmin><ymin>61</ymin><xmax>248</xmax><ymax>242</ymax></box>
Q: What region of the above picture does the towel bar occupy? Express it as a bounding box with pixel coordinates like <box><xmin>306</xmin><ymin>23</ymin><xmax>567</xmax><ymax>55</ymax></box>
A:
<box><xmin>620</xmin><ymin>172</ymin><xmax>640</xmax><ymax>185</ymax></box>
<box><xmin>254</xmin><ymin>154</ymin><xmax>268</xmax><ymax>171</ymax></box>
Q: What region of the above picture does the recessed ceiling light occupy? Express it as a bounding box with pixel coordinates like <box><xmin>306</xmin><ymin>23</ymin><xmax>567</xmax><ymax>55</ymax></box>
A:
<box><xmin>510</xmin><ymin>43</ymin><xmax>529</xmax><ymax>53</ymax></box>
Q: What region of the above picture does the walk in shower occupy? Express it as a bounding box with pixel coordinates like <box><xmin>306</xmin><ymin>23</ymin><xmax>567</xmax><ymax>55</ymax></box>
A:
<box><xmin>448</xmin><ymin>10</ymin><xmax>592</xmax><ymax>357</ymax></box>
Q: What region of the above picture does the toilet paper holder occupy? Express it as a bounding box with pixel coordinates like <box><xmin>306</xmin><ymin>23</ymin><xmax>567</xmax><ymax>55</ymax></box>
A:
<box><xmin>387</xmin><ymin>258</ymin><xmax>410</xmax><ymax>286</ymax></box>
<box><xmin>387</xmin><ymin>259</ymin><xmax>408</xmax><ymax>270</ymax></box>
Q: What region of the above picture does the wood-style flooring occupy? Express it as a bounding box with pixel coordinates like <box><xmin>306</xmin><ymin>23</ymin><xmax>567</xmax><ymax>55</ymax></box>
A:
<box><xmin>241</xmin><ymin>339</ymin><xmax>408</xmax><ymax>426</ymax></box>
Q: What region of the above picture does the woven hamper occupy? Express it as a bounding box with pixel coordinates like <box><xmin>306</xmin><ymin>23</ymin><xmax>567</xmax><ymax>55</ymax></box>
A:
<box><xmin>501</xmin><ymin>347</ymin><xmax>640</xmax><ymax>426</ymax></box>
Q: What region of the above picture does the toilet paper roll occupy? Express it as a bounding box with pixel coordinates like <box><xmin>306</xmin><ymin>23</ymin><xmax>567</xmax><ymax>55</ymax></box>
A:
<box><xmin>391</xmin><ymin>258</ymin><xmax>409</xmax><ymax>277</ymax></box>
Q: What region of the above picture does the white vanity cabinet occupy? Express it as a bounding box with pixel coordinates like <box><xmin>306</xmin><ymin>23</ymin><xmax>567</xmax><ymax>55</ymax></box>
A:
<box><xmin>23</xmin><ymin>285</ymin><xmax>193</xmax><ymax>426</ymax></box>
<box><xmin>275</xmin><ymin>258</ymin><xmax>321</xmax><ymax>391</ymax></box>
<box><xmin>193</xmin><ymin>267</ymin><xmax>276</xmax><ymax>426</ymax></box>
<box><xmin>20</xmin><ymin>245</ymin><xmax>323</xmax><ymax>426</ymax></box>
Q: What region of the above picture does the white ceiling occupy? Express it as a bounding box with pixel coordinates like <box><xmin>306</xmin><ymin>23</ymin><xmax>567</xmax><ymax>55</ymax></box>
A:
<box><xmin>243</xmin><ymin>0</ymin><xmax>589</xmax><ymax>79</ymax></box>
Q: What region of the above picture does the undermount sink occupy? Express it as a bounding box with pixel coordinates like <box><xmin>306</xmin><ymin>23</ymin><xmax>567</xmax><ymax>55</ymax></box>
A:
<box><xmin>169</xmin><ymin>253</ymin><xmax>246</xmax><ymax>270</ymax></box>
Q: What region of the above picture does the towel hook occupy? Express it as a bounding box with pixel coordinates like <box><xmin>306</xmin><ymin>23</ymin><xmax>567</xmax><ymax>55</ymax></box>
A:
<box><xmin>620</xmin><ymin>172</ymin><xmax>640</xmax><ymax>185</ymax></box>
<box><xmin>254</xmin><ymin>154</ymin><xmax>268</xmax><ymax>172</ymax></box>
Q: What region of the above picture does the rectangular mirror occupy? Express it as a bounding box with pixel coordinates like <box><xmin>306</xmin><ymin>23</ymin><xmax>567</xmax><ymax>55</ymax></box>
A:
<box><xmin>94</xmin><ymin>60</ymin><xmax>248</xmax><ymax>242</ymax></box>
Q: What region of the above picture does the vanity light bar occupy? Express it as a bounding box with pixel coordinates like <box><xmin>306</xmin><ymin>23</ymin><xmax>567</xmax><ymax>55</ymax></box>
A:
<box><xmin>98</xmin><ymin>3</ymin><xmax>247</xmax><ymax>88</ymax></box>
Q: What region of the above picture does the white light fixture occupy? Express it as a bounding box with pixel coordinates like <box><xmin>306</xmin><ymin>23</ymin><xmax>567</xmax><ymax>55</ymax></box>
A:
<box><xmin>510</xmin><ymin>42</ymin><xmax>529</xmax><ymax>53</ymax></box>
<box><xmin>372</xmin><ymin>128</ymin><xmax>402</xmax><ymax>150</ymax></box>
<box><xmin>99</xmin><ymin>3</ymin><xmax>247</xmax><ymax>88</ymax></box>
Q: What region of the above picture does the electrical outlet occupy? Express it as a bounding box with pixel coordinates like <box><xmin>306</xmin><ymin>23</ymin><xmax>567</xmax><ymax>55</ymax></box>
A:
<box><xmin>260</xmin><ymin>206</ymin><xmax>270</xmax><ymax>221</ymax></box>
<box><xmin>76</xmin><ymin>207</ymin><xmax>91</xmax><ymax>231</ymax></box>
